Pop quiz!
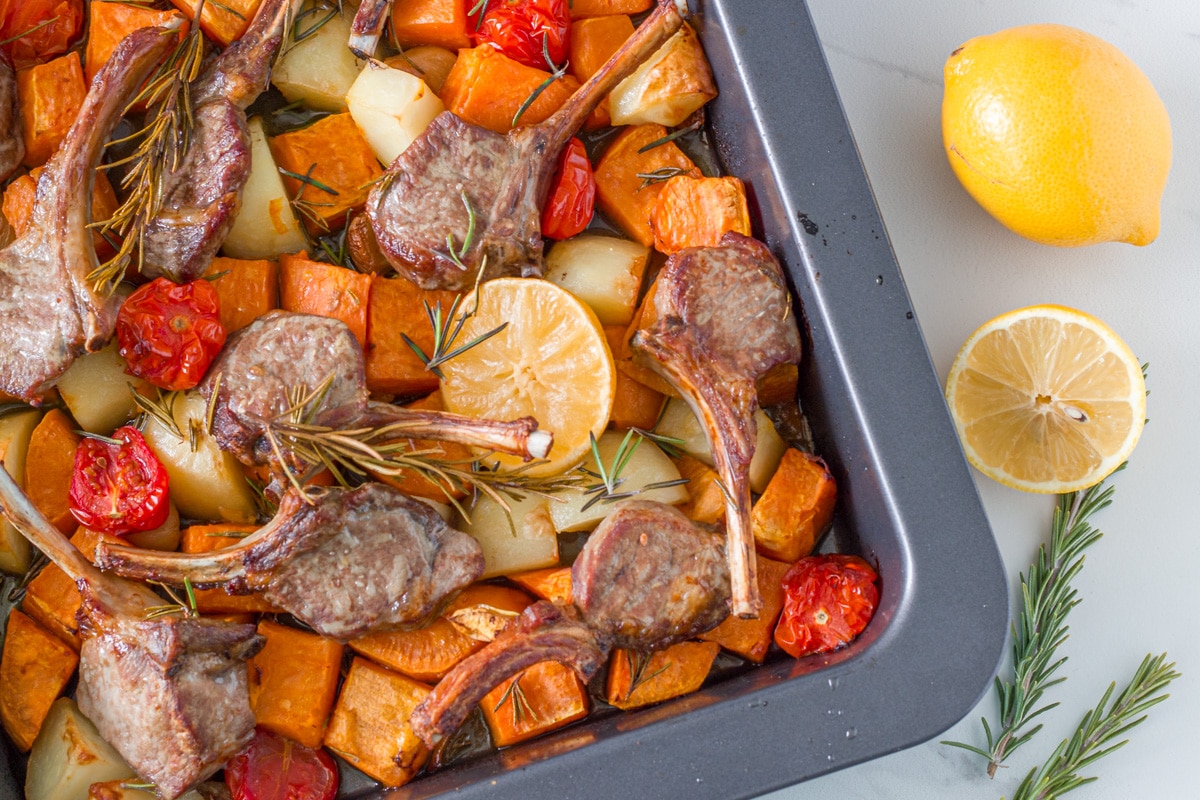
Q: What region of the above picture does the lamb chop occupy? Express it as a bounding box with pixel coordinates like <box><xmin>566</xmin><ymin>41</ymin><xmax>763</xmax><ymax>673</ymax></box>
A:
<box><xmin>410</xmin><ymin>499</ymin><xmax>730</xmax><ymax>744</ymax></box>
<box><xmin>94</xmin><ymin>481</ymin><xmax>485</xmax><ymax>642</ymax></box>
<box><xmin>0</xmin><ymin>53</ymin><xmax>22</xmax><ymax>181</ymax></box>
<box><xmin>631</xmin><ymin>232</ymin><xmax>803</xmax><ymax>618</ymax></box>
<box><xmin>199</xmin><ymin>310</ymin><xmax>552</xmax><ymax>469</ymax></box>
<box><xmin>0</xmin><ymin>28</ymin><xmax>175</xmax><ymax>403</ymax></box>
<box><xmin>348</xmin><ymin>0</ymin><xmax>392</xmax><ymax>59</ymax></box>
<box><xmin>366</xmin><ymin>0</ymin><xmax>690</xmax><ymax>291</ymax></box>
<box><xmin>139</xmin><ymin>0</ymin><xmax>292</xmax><ymax>282</ymax></box>
<box><xmin>0</xmin><ymin>465</ymin><xmax>261</xmax><ymax>800</ymax></box>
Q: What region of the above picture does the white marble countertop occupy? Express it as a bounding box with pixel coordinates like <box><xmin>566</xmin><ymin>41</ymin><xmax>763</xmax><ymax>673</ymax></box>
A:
<box><xmin>765</xmin><ymin>1</ymin><xmax>1199</xmax><ymax>799</ymax></box>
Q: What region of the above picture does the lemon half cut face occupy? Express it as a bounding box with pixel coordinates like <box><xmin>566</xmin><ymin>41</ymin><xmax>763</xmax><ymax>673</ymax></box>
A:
<box><xmin>945</xmin><ymin>305</ymin><xmax>1145</xmax><ymax>493</ymax></box>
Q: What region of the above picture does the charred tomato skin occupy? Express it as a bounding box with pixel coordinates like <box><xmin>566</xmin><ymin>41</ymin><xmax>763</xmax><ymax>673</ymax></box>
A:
<box><xmin>470</xmin><ymin>0</ymin><xmax>571</xmax><ymax>71</ymax></box>
<box><xmin>68</xmin><ymin>426</ymin><xmax>170</xmax><ymax>535</ymax></box>
<box><xmin>117</xmin><ymin>277</ymin><xmax>227</xmax><ymax>391</ymax></box>
<box><xmin>226</xmin><ymin>728</ymin><xmax>339</xmax><ymax>800</ymax></box>
<box><xmin>774</xmin><ymin>554</ymin><xmax>879</xmax><ymax>658</ymax></box>
<box><xmin>541</xmin><ymin>137</ymin><xmax>596</xmax><ymax>240</ymax></box>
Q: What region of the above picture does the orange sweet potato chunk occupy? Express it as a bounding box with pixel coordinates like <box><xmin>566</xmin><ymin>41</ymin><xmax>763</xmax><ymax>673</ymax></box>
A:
<box><xmin>204</xmin><ymin>257</ymin><xmax>278</xmax><ymax>333</ymax></box>
<box><xmin>440</xmin><ymin>45</ymin><xmax>582</xmax><ymax>134</ymax></box>
<box><xmin>364</xmin><ymin>274</ymin><xmax>458</xmax><ymax>397</ymax></box>
<box><xmin>278</xmin><ymin>253</ymin><xmax>373</xmax><ymax>347</ymax></box>
<box><xmin>3</xmin><ymin>166</ymin><xmax>121</xmax><ymax>259</ymax></box>
<box><xmin>481</xmin><ymin>660</ymin><xmax>589</xmax><ymax>746</ymax></box>
<box><xmin>248</xmin><ymin>619</ymin><xmax>344</xmax><ymax>748</ymax></box>
<box><xmin>23</xmin><ymin>408</ymin><xmax>81</xmax><ymax>535</ymax></box>
<box><xmin>650</xmin><ymin>175</ymin><xmax>752</xmax><ymax>255</ymax></box>
<box><xmin>570</xmin><ymin>0</ymin><xmax>652</xmax><ymax>18</ymax></box>
<box><xmin>391</xmin><ymin>0</ymin><xmax>471</xmax><ymax>50</ymax></box>
<box><xmin>21</xmin><ymin>563</ymin><xmax>83</xmax><ymax>651</ymax></box>
<box><xmin>604</xmin><ymin>324</ymin><xmax>664</xmax><ymax>430</ymax></box>
<box><xmin>508</xmin><ymin>566</ymin><xmax>573</xmax><ymax>605</ymax></box>
<box><xmin>0</xmin><ymin>610</ymin><xmax>79</xmax><ymax>752</ymax></box>
<box><xmin>751</xmin><ymin>449</ymin><xmax>837</xmax><ymax>563</ymax></box>
<box><xmin>86</xmin><ymin>1</ymin><xmax>189</xmax><ymax>83</ymax></box>
<box><xmin>605</xmin><ymin>640</ymin><xmax>719</xmax><ymax>710</ymax></box>
<box><xmin>169</xmin><ymin>0</ymin><xmax>262</xmax><ymax>47</ymax></box>
<box><xmin>17</xmin><ymin>51</ymin><xmax>86</xmax><ymax>167</ymax></box>
<box><xmin>699</xmin><ymin>556</ymin><xmax>790</xmax><ymax>662</ymax></box>
<box><xmin>672</xmin><ymin>454</ymin><xmax>725</xmax><ymax>526</ymax></box>
<box><xmin>181</xmin><ymin>524</ymin><xmax>281</xmax><ymax>614</ymax></box>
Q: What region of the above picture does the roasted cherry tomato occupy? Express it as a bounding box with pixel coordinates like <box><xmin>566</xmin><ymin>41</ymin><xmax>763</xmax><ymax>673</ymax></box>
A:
<box><xmin>226</xmin><ymin>728</ymin><xmax>339</xmax><ymax>800</ymax></box>
<box><xmin>469</xmin><ymin>0</ymin><xmax>571</xmax><ymax>71</ymax></box>
<box><xmin>116</xmin><ymin>277</ymin><xmax>226</xmax><ymax>391</ymax></box>
<box><xmin>0</xmin><ymin>0</ymin><xmax>85</xmax><ymax>68</ymax></box>
<box><xmin>541</xmin><ymin>137</ymin><xmax>596</xmax><ymax>240</ymax></box>
<box><xmin>69</xmin><ymin>427</ymin><xmax>170</xmax><ymax>535</ymax></box>
<box><xmin>773</xmin><ymin>554</ymin><xmax>879</xmax><ymax>658</ymax></box>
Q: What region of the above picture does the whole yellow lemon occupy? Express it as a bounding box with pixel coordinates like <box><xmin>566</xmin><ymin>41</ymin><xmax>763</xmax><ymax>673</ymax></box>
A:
<box><xmin>941</xmin><ymin>24</ymin><xmax>1171</xmax><ymax>247</ymax></box>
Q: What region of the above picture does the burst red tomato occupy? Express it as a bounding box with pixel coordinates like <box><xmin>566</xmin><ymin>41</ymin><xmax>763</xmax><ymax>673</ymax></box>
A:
<box><xmin>774</xmin><ymin>554</ymin><xmax>879</xmax><ymax>658</ymax></box>
<box><xmin>116</xmin><ymin>278</ymin><xmax>227</xmax><ymax>391</ymax></box>
<box><xmin>0</xmin><ymin>0</ymin><xmax>85</xmax><ymax>68</ymax></box>
<box><xmin>541</xmin><ymin>137</ymin><xmax>596</xmax><ymax>240</ymax></box>
<box><xmin>469</xmin><ymin>0</ymin><xmax>571</xmax><ymax>71</ymax></box>
<box><xmin>226</xmin><ymin>728</ymin><xmax>339</xmax><ymax>800</ymax></box>
<box><xmin>69</xmin><ymin>427</ymin><xmax>170</xmax><ymax>535</ymax></box>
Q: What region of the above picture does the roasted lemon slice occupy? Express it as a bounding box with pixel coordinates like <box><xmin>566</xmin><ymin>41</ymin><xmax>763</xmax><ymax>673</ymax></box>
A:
<box><xmin>945</xmin><ymin>305</ymin><xmax>1145</xmax><ymax>493</ymax></box>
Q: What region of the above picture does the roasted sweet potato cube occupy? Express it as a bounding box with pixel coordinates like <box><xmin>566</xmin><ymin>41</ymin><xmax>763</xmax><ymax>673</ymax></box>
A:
<box><xmin>3</xmin><ymin>167</ymin><xmax>121</xmax><ymax>259</ymax></box>
<box><xmin>594</xmin><ymin>123</ymin><xmax>700</xmax><ymax>247</ymax></box>
<box><xmin>248</xmin><ymin>619</ymin><xmax>344</xmax><ymax>748</ymax></box>
<box><xmin>440</xmin><ymin>46</ymin><xmax>582</xmax><ymax>134</ymax></box>
<box><xmin>508</xmin><ymin>566</ymin><xmax>573</xmax><ymax>605</ymax></box>
<box><xmin>650</xmin><ymin>175</ymin><xmax>752</xmax><ymax>255</ymax></box>
<box><xmin>86</xmin><ymin>2</ymin><xmax>189</xmax><ymax>83</ymax></box>
<box><xmin>672</xmin><ymin>454</ymin><xmax>726</xmax><ymax>526</ymax></box>
<box><xmin>23</xmin><ymin>409</ymin><xmax>82</xmax><ymax>535</ymax></box>
<box><xmin>17</xmin><ymin>52</ymin><xmax>87</xmax><ymax>167</ymax></box>
<box><xmin>604</xmin><ymin>325</ymin><xmax>665</xmax><ymax>431</ymax></box>
<box><xmin>204</xmin><ymin>257</ymin><xmax>279</xmax><ymax>333</ymax></box>
<box><xmin>21</xmin><ymin>563</ymin><xmax>82</xmax><ymax>651</ymax></box>
<box><xmin>391</xmin><ymin>0</ymin><xmax>472</xmax><ymax>50</ymax></box>
<box><xmin>278</xmin><ymin>253</ymin><xmax>373</xmax><ymax>347</ymax></box>
<box><xmin>570</xmin><ymin>0</ymin><xmax>652</xmax><ymax>17</ymax></box>
<box><xmin>699</xmin><ymin>557</ymin><xmax>790</xmax><ymax>662</ymax></box>
<box><xmin>364</xmin><ymin>275</ymin><xmax>458</xmax><ymax>397</ymax></box>
<box><xmin>324</xmin><ymin>658</ymin><xmax>431</xmax><ymax>787</ymax></box>
<box><xmin>0</xmin><ymin>610</ymin><xmax>79</xmax><ymax>752</ymax></box>
<box><xmin>181</xmin><ymin>524</ymin><xmax>281</xmax><ymax>614</ymax></box>
<box><xmin>269</xmin><ymin>113</ymin><xmax>383</xmax><ymax>235</ymax></box>
<box><xmin>605</xmin><ymin>641</ymin><xmax>719</xmax><ymax>710</ymax></box>
<box><xmin>751</xmin><ymin>449</ymin><xmax>837</xmax><ymax>563</ymax></box>
<box><xmin>481</xmin><ymin>660</ymin><xmax>589</xmax><ymax>747</ymax></box>
<box><xmin>169</xmin><ymin>0</ymin><xmax>261</xmax><ymax>46</ymax></box>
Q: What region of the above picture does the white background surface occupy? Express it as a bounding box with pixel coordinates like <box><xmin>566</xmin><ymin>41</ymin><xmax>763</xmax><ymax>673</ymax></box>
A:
<box><xmin>766</xmin><ymin>1</ymin><xmax>1199</xmax><ymax>799</ymax></box>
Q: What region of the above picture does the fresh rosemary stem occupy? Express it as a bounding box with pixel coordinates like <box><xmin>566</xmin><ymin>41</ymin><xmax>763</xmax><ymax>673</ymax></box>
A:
<box><xmin>1006</xmin><ymin>653</ymin><xmax>1178</xmax><ymax>800</ymax></box>
<box><xmin>942</xmin><ymin>468</ymin><xmax>1120</xmax><ymax>774</ymax></box>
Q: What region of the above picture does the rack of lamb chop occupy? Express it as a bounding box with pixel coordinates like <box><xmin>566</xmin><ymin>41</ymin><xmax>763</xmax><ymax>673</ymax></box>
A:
<box><xmin>632</xmin><ymin>233</ymin><xmax>803</xmax><ymax>618</ymax></box>
<box><xmin>0</xmin><ymin>465</ymin><xmax>262</xmax><ymax>800</ymax></box>
<box><xmin>0</xmin><ymin>28</ymin><xmax>176</xmax><ymax>403</ymax></box>
<box><xmin>410</xmin><ymin>499</ymin><xmax>730</xmax><ymax>745</ymax></box>
<box><xmin>93</xmin><ymin>481</ymin><xmax>486</xmax><ymax>641</ymax></box>
<box><xmin>139</xmin><ymin>0</ymin><xmax>292</xmax><ymax>282</ymax></box>
<box><xmin>366</xmin><ymin>0</ymin><xmax>690</xmax><ymax>291</ymax></box>
<box><xmin>198</xmin><ymin>310</ymin><xmax>552</xmax><ymax>470</ymax></box>
<box><xmin>0</xmin><ymin>54</ymin><xmax>22</xmax><ymax>181</ymax></box>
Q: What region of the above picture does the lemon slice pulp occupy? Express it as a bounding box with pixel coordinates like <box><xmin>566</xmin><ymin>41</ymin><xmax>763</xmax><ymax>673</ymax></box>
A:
<box><xmin>945</xmin><ymin>305</ymin><xmax>1145</xmax><ymax>493</ymax></box>
<box><xmin>439</xmin><ymin>278</ymin><xmax>615</xmax><ymax>476</ymax></box>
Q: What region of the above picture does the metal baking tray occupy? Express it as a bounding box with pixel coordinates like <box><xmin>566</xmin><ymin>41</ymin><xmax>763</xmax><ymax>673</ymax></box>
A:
<box><xmin>1</xmin><ymin>1</ymin><xmax>1007</xmax><ymax>798</ymax></box>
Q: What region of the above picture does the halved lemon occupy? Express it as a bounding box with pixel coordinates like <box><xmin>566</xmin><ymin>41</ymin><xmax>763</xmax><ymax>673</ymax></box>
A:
<box><xmin>439</xmin><ymin>278</ymin><xmax>615</xmax><ymax>476</ymax></box>
<box><xmin>945</xmin><ymin>305</ymin><xmax>1145</xmax><ymax>493</ymax></box>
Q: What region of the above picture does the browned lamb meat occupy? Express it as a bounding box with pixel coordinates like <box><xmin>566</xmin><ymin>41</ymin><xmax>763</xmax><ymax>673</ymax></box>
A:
<box><xmin>0</xmin><ymin>29</ymin><xmax>174</xmax><ymax>403</ymax></box>
<box><xmin>139</xmin><ymin>0</ymin><xmax>291</xmax><ymax>282</ymax></box>
<box><xmin>631</xmin><ymin>233</ymin><xmax>803</xmax><ymax>618</ymax></box>
<box><xmin>410</xmin><ymin>500</ymin><xmax>729</xmax><ymax>744</ymax></box>
<box><xmin>0</xmin><ymin>54</ymin><xmax>23</xmax><ymax>181</ymax></box>
<box><xmin>348</xmin><ymin>0</ymin><xmax>392</xmax><ymax>58</ymax></box>
<box><xmin>0</xmin><ymin>466</ymin><xmax>261</xmax><ymax>800</ymax></box>
<box><xmin>366</xmin><ymin>0</ymin><xmax>689</xmax><ymax>291</ymax></box>
<box><xmin>94</xmin><ymin>482</ymin><xmax>485</xmax><ymax>642</ymax></box>
<box><xmin>199</xmin><ymin>310</ymin><xmax>551</xmax><ymax>467</ymax></box>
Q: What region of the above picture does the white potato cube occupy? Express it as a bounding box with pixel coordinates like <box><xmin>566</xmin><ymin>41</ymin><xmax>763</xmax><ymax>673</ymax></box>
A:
<box><xmin>140</xmin><ymin>392</ymin><xmax>258</xmax><ymax>524</ymax></box>
<box><xmin>56</xmin><ymin>342</ymin><xmax>140</xmax><ymax>435</ymax></box>
<box><xmin>654</xmin><ymin>398</ymin><xmax>788</xmax><ymax>493</ymax></box>
<box><xmin>271</xmin><ymin>5</ymin><xmax>363</xmax><ymax>112</ymax></box>
<box><xmin>462</xmin><ymin>493</ymin><xmax>558</xmax><ymax>579</ymax></box>
<box><xmin>25</xmin><ymin>697</ymin><xmax>134</xmax><ymax>800</ymax></box>
<box><xmin>544</xmin><ymin>235</ymin><xmax>650</xmax><ymax>327</ymax></box>
<box><xmin>347</xmin><ymin>62</ymin><xmax>444</xmax><ymax>167</ymax></box>
<box><xmin>549</xmin><ymin>430</ymin><xmax>688</xmax><ymax>533</ymax></box>
<box><xmin>609</xmin><ymin>26</ymin><xmax>718</xmax><ymax>127</ymax></box>
<box><xmin>222</xmin><ymin>117</ymin><xmax>308</xmax><ymax>259</ymax></box>
<box><xmin>0</xmin><ymin>408</ymin><xmax>41</xmax><ymax>574</ymax></box>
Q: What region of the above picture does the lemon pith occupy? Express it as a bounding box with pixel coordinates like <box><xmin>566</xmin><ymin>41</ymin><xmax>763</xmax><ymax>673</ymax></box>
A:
<box><xmin>945</xmin><ymin>305</ymin><xmax>1145</xmax><ymax>493</ymax></box>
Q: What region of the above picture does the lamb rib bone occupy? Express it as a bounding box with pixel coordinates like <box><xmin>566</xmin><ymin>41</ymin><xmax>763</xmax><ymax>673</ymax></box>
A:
<box><xmin>410</xmin><ymin>499</ymin><xmax>729</xmax><ymax>745</ymax></box>
<box><xmin>366</xmin><ymin>0</ymin><xmax>690</xmax><ymax>291</ymax></box>
<box><xmin>138</xmin><ymin>0</ymin><xmax>292</xmax><ymax>282</ymax></box>
<box><xmin>0</xmin><ymin>53</ymin><xmax>23</xmax><ymax>181</ymax></box>
<box><xmin>0</xmin><ymin>28</ymin><xmax>176</xmax><ymax>403</ymax></box>
<box><xmin>631</xmin><ymin>233</ymin><xmax>803</xmax><ymax>618</ymax></box>
<box><xmin>0</xmin><ymin>463</ymin><xmax>261</xmax><ymax>800</ymax></box>
<box><xmin>348</xmin><ymin>0</ymin><xmax>393</xmax><ymax>59</ymax></box>
<box><xmin>95</xmin><ymin>482</ymin><xmax>486</xmax><ymax>642</ymax></box>
<box><xmin>199</xmin><ymin>310</ymin><xmax>551</xmax><ymax>470</ymax></box>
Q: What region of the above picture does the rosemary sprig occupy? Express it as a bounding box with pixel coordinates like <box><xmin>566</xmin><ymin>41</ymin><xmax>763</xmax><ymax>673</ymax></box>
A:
<box><xmin>636</xmin><ymin>117</ymin><xmax>704</xmax><ymax>154</ymax></box>
<box><xmin>578</xmin><ymin>429</ymin><xmax>690</xmax><ymax>512</ymax></box>
<box><xmin>0</xmin><ymin>16</ymin><xmax>59</xmax><ymax>48</ymax></box>
<box><xmin>444</xmin><ymin>190</ymin><xmax>477</xmax><ymax>270</ymax></box>
<box><xmin>943</xmin><ymin>470</ymin><xmax>1120</xmax><ymax>774</ymax></box>
<box><xmin>512</xmin><ymin>57</ymin><xmax>568</xmax><ymax>127</ymax></box>
<box><xmin>402</xmin><ymin>264</ymin><xmax>505</xmax><ymax>378</ymax></box>
<box><xmin>131</xmin><ymin>385</ymin><xmax>183</xmax><ymax>441</ymax></box>
<box><xmin>636</xmin><ymin>166</ymin><xmax>687</xmax><ymax>190</ymax></box>
<box><xmin>143</xmin><ymin>578</ymin><xmax>199</xmax><ymax>620</ymax></box>
<box><xmin>1008</xmin><ymin>653</ymin><xmax>1178</xmax><ymax>800</ymax></box>
<box><xmin>92</xmin><ymin>5</ymin><xmax>209</xmax><ymax>293</ymax></box>
<box><xmin>624</xmin><ymin>650</ymin><xmax>669</xmax><ymax>701</ymax></box>
<box><xmin>494</xmin><ymin>672</ymin><xmax>539</xmax><ymax>727</ymax></box>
